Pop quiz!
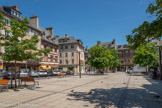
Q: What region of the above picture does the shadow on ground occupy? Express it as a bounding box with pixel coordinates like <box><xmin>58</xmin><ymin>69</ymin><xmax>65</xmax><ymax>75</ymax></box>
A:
<box><xmin>67</xmin><ymin>74</ymin><xmax>162</xmax><ymax>108</ymax></box>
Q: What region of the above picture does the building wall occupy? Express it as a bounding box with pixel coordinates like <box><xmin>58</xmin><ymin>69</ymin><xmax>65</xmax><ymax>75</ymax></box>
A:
<box><xmin>0</xmin><ymin>7</ymin><xmax>59</xmax><ymax>72</ymax></box>
<box><xmin>58</xmin><ymin>40</ymin><xmax>85</xmax><ymax>74</ymax></box>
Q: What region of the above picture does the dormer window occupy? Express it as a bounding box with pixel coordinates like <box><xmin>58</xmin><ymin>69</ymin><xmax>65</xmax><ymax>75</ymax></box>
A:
<box><xmin>34</xmin><ymin>31</ymin><xmax>37</xmax><ymax>35</ymax></box>
<box><xmin>11</xmin><ymin>10</ymin><xmax>14</xmax><ymax>15</ymax></box>
<box><xmin>11</xmin><ymin>9</ymin><xmax>21</xmax><ymax>18</ymax></box>
<box><xmin>27</xmin><ymin>29</ymin><xmax>31</xmax><ymax>35</ymax></box>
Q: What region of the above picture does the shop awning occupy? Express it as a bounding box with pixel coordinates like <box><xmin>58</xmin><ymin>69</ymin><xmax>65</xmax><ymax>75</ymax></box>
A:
<box><xmin>38</xmin><ymin>65</ymin><xmax>51</xmax><ymax>70</ymax></box>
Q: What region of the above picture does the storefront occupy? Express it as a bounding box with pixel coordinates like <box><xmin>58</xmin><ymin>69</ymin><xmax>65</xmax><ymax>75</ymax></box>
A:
<box><xmin>38</xmin><ymin>64</ymin><xmax>51</xmax><ymax>71</ymax></box>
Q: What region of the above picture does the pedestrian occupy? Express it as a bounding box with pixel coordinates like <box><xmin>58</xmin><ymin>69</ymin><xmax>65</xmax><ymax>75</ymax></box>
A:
<box><xmin>152</xmin><ymin>68</ymin><xmax>158</xmax><ymax>79</ymax></box>
<box><xmin>148</xmin><ymin>70</ymin><xmax>152</xmax><ymax>78</ymax></box>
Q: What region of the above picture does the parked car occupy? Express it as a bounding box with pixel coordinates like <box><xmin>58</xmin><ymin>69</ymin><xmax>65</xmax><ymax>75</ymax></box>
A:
<box><xmin>38</xmin><ymin>70</ymin><xmax>48</xmax><ymax>77</ymax></box>
<box><xmin>20</xmin><ymin>70</ymin><xmax>29</xmax><ymax>77</ymax></box>
<box><xmin>47</xmin><ymin>70</ymin><xmax>53</xmax><ymax>76</ymax></box>
<box><xmin>53</xmin><ymin>70</ymin><xmax>61</xmax><ymax>76</ymax></box>
<box><xmin>0</xmin><ymin>70</ymin><xmax>5</xmax><ymax>78</ymax></box>
<box><xmin>66</xmin><ymin>70</ymin><xmax>74</xmax><ymax>75</ymax></box>
<box><xmin>61</xmin><ymin>71</ymin><xmax>66</xmax><ymax>76</ymax></box>
<box><xmin>0</xmin><ymin>72</ymin><xmax>4</xmax><ymax>78</ymax></box>
<box><xmin>30</xmin><ymin>70</ymin><xmax>39</xmax><ymax>77</ymax></box>
<box><xmin>3</xmin><ymin>72</ymin><xmax>18</xmax><ymax>79</ymax></box>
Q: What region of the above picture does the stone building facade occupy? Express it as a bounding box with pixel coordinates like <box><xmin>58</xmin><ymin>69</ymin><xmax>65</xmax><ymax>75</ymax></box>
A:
<box><xmin>0</xmin><ymin>5</ymin><xmax>59</xmax><ymax>72</ymax></box>
<box><xmin>96</xmin><ymin>39</ymin><xmax>135</xmax><ymax>72</ymax></box>
<box><xmin>96</xmin><ymin>39</ymin><xmax>162</xmax><ymax>72</ymax></box>
<box><xmin>116</xmin><ymin>44</ymin><xmax>134</xmax><ymax>71</ymax></box>
<box><xmin>55</xmin><ymin>35</ymin><xmax>85</xmax><ymax>74</ymax></box>
<box><xmin>30</xmin><ymin>15</ymin><xmax>59</xmax><ymax>71</ymax></box>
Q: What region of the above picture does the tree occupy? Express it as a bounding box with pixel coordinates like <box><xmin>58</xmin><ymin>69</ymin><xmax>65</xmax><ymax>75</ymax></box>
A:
<box><xmin>0</xmin><ymin>12</ymin><xmax>51</xmax><ymax>88</ymax></box>
<box><xmin>110</xmin><ymin>49</ymin><xmax>121</xmax><ymax>71</ymax></box>
<box><xmin>133</xmin><ymin>43</ymin><xmax>158</xmax><ymax>70</ymax></box>
<box><xmin>126</xmin><ymin>0</ymin><xmax>162</xmax><ymax>49</ymax></box>
<box><xmin>87</xmin><ymin>45</ymin><xmax>121</xmax><ymax>72</ymax></box>
<box><xmin>87</xmin><ymin>45</ymin><xmax>111</xmax><ymax>70</ymax></box>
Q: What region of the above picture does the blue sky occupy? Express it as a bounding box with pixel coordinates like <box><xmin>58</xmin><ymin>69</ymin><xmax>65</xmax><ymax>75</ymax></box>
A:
<box><xmin>0</xmin><ymin>0</ymin><xmax>156</xmax><ymax>48</ymax></box>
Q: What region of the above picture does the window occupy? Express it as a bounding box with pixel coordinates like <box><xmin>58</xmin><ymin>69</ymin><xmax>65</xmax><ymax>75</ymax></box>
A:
<box><xmin>60</xmin><ymin>53</ymin><xmax>62</xmax><ymax>57</ymax></box>
<box><xmin>72</xmin><ymin>59</ymin><xmax>74</xmax><ymax>64</ymax></box>
<box><xmin>59</xmin><ymin>39</ymin><xmax>63</xmax><ymax>43</ymax></box>
<box><xmin>18</xmin><ymin>14</ymin><xmax>21</xmax><ymax>18</ymax></box>
<box><xmin>65</xmin><ymin>45</ymin><xmax>68</xmax><ymax>49</ymax></box>
<box><xmin>5</xmin><ymin>18</ymin><xmax>10</xmax><ymax>26</ymax></box>
<box><xmin>11</xmin><ymin>10</ymin><xmax>14</xmax><ymax>15</ymax></box>
<box><xmin>126</xmin><ymin>59</ymin><xmax>129</xmax><ymax>63</ymax></box>
<box><xmin>55</xmin><ymin>59</ymin><xmax>58</xmax><ymax>62</ymax></box>
<box><xmin>14</xmin><ymin>11</ymin><xmax>16</xmax><ymax>15</ymax></box>
<box><xmin>71</xmin><ymin>45</ymin><xmax>74</xmax><ymax>49</ymax></box>
<box><xmin>124</xmin><ymin>45</ymin><xmax>127</xmax><ymax>48</ymax></box>
<box><xmin>44</xmin><ymin>45</ymin><xmax>47</xmax><ymax>48</ymax></box>
<box><xmin>5</xmin><ymin>31</ymin><xmax>9</xmax><ymax>36</ymax></box>
<box><xmin>134</xmin><ymin>51</ymin><xmax>136</xmax><ymax>54</ymax></box>
<box><xmin>119</xmin><ymin>51</ymin><xmax>122</xmax><ymax>56</ymax></box>
<box><xmin>60</xmin><ymin>60</ymin><xmax>62</xmax><ymax>64</ymax></box>
<box><xmin>60</xmin><ymin>46</ymin><xmax>63</xmax><ymax>49</ymax></box>
<box><xmin>27</xmin><ymin>29</ymin><xmax>30</xmax><ymax>35</ymax></box>
<box><xmin>107</xmin><ymin>44</ymin><xmax>111</xmax><ymax>48</ymax></box>
<box><xmin>34</xmin><ymin>31</ymin><xmax>37</xmax><ymax>35</ymax></box>
<box><xmin>65</xmin><ymin>53</ymin><xmax>68</xmax><ymax>57</ymax></box>
<box><xmin>72</xmin><ymin>52</ymin><xmax>74</xmax><ymax>56</ymax></box>
<box><xmin>125</xmin><ymin>51</ymin><xmax>129</xmax><ymax>55</ymax></box>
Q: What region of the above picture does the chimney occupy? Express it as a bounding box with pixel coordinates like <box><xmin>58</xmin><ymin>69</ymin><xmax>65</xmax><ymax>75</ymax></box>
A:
<box><xmin>112</xmin><ymin>39</ymin><xmax>115</xmax><ymax>44</ymax></box>
<box><xmin>10</xmin><ymin>5</ymin><xmax>19</xmax><ymax>11</ymax></box>
<box><xmin>86</xmin><ymin>46</ymin><xmax>88</xmax><ymax>51</ymax></box>
<box><xmin>55</xmin><ymin>35</ymin><xmax>60</xmax><ymax>38</ymax></box>
<box><xmin>46</xmin><ymin>27</ymin><xmax>54</xmax><ymax>35</ymax></box>
<box><xmin>97</xmin><ymin>41</ymin><xmax>101</xmax><ymax>46</ymax></box>
<box><xmin>65</xmin><ymin>34</ymin><xmax>68</xmax><ymax>37</ymax></box>
<box><xmin>30</xmin><ymin>15</ymin><xmax>39</xmax><ymax>28</ymax></box>
<box><xmin>51</xmin><ymin>37</ymin><xmax>55</xmax><ymax>42</ymax></box>
<box><xmin>48</xmin><ymin>35</ymin><xmax>51</xmax><ymax>40</ymax></box>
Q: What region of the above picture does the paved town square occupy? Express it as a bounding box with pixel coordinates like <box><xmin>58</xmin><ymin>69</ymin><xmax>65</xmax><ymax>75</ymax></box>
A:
<box><xmin>0</xmin><ymin>1</ymin><xmax>162</xmax><ymax>108</ymax></box>
<box><xmin>0</xmin><ymin>72</ymin><xmax>162</xmax><ymax>108</ymax></box>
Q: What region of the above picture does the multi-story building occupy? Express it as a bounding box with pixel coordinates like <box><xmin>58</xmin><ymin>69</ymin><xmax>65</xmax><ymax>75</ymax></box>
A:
<box><xmin>96</xmin><ymin>39</ymin><xmax>135</xmax><ymax>72</ymax></box>
<box><xmin>116</xmin><ymin>44</ymin><xmax>134</xmax><ymax>71</ymax></box>
<box><xmin>30</xmin><ymin>15</ymin><xmax>59</xmax><ymax>71</ymax></box>
<box><xmin>0</xmin><ymin>5</ymin><xmax>59</xmax><ymax>72</ymax></box>
<box><xmin>96</xmin><ymin>39</ymin><xmax>162</xmax><ymax>72</ymax></box>
<box><xmin>55</xmin><ymin>34</ymin><xmax>85</xmax><ymax>74</ymax></box>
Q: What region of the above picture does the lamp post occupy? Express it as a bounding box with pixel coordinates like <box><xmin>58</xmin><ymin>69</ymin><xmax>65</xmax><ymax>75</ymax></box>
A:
<box><xmin>77</xmin><ymin>51</ymin><xmax>85</xmax><ymax>78</ymax></box>
<box><xmin>79</xmin><ymin>51</ymin><xmax>81</xmax><ymax>78</ymax></box>
<box><xmin>157</xmin><ymin>45</ymin><xmax>162</xmax><ymax>80</ymax></box>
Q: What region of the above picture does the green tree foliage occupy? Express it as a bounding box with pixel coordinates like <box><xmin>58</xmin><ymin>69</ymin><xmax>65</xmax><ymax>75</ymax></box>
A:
<box><xmin>126</xmin><ymin>0</ymin><xmax>162</xmax><ymax>49</ymax></box>
<box><xmin>146</xmin><ymin>0</ymin><xmax>162</xmax><ymax>19</ymax></box>
<box><xmin>87</xmin><ymin>45</ymin><xmax>121</xmax><ymax>70</ymax></box>
<box><xmin>133</xmin><ymin>43</ymin><xmax>158</xmax><ymax>68</ymax></box>
<box><xmin>0</xmin><ymin>12</ymin><xmax>51</xmax><ymax>87</ymax></box>
<box><xmin>110</xmin><ymin>49</ymin><xmax>121</xmax><ymax>68</ymax></box>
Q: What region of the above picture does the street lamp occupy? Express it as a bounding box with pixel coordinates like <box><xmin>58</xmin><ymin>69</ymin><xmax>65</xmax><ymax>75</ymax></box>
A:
<box><xmin>157</xmin><ymin>45</ymin><xmax>162</xmax><ymax>80</ymax></box>
<box><xmin>78</xmin><ymin>51</ymin><xmax>85</xmax><ymax>78</ymax></box>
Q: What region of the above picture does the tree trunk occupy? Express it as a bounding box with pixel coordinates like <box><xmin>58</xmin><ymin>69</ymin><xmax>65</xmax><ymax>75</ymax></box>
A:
<box><xmin>14</xmin><ymin>61</ymin><xmax>17</xmax><ymax>88</ymax></box>
<box><xmin>18</xmin><ymin>63</ymin><xmax>21</xmax><ymax>87</ymax></box>
<box><xmin>11</xmin><ymin>63</ymin><xmax>13</xmax><ymax>88</ymax></box>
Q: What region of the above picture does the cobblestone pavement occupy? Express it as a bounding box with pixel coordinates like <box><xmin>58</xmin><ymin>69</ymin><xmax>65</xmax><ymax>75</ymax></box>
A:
<box><xmin>0</xmin><ymin>72</ymin><xmax>162</xmax><ymax>108</ymax></box>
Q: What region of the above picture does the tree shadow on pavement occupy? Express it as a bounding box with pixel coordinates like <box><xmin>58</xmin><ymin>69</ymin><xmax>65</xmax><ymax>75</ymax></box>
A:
<box><xmin>67</xmin><ymin>86</ymin><xmax>162</xmax><ymax>107</ymax></box>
